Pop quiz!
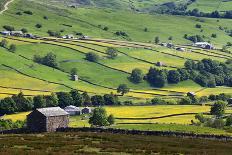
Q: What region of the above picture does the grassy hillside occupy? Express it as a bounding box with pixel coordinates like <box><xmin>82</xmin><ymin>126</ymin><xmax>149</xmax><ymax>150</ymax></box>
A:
<box><xmin>188</xmin><ymin>0</ymin><xmax>232</xmax><ymax>13</ymax></box>
<box><xmin>0</xmin><ymin>0</ymin><xmax>232</xmax><ymax>47</ymax></box>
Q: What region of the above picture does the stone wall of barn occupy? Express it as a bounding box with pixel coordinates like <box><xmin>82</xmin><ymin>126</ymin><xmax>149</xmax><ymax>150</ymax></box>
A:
<box><xmin>27</xmin><ymin>111</ymin><xmax>47</xmax><ymax>132</ymax></box>
<box><xmin>46</xmin><ymin>115</ymin><xmax>69</xmax><ymax>132</ymax></box>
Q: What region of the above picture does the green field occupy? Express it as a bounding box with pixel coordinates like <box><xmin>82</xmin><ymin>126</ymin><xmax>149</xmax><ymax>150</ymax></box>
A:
<box><xmin>3</xmin><ymin>105</ymin><xmax>232</xmax><ymax>135</ymax></box>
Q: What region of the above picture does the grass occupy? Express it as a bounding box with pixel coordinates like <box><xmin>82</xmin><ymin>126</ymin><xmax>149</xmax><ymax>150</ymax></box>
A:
<box><xmin>188</xmin><ymin>0</ymin><xmax>232</xmax><ymax>13</ymax></box>
<box><xmin>114</xmin><ymin>123</ymin><xmax>232</xmax><ymax>136</ymax></box>
<box><xmin>1</xmin><ymin>132</ymin><xmax>232</xmax><ymax>154</ymax></box>
<box><xmin>1</xmin><ymin>0</ymin><xmax>232</xmax><ymax>47</ymax></box>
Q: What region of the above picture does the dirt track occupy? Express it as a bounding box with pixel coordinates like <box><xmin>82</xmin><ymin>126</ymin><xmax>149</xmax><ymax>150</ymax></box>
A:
<box><xmin>0</xmin><ymin>0</ymin><xmax>14</xmax><ymax>14</ymax></box>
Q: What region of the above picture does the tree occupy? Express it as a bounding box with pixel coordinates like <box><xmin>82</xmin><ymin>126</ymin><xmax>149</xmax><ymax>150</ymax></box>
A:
<box><xmin>103</xmin><ymin>93</ymin><xmax>119</xmax><ymax>105</ymax></box>
<box><xmin>129</xmin><ymin>68</ymin><xmax>143</xmax><ymax>83</ymax></box>
<box><xmin>21</xmin><ymin>28</ymin><xmax>28</xmax><ymax>33</ymax></box>
<box><xmin>151</xmin><ymin>97</ymin><xmax>166</xmax><ymax>105</ymax></box>
<box><xmin>91</xmin><ymin>95</ymin><xmax>105</xmax><ymax>106</ymax></box>
<box><xmin>195</xmin><ymin>24</ymin><xmax>201</xmax><ymax>28</ymax></box>
<box><xmin>210</xmin><ymin>101</ymin><xmax>227</xmax><ymax>117</ymax></box>
<box><xmin>35</xmin><ymin>24</ymin><xmax>42</xmax><ymax>28</ymax></box>
<box><xmin>89</xmin><ymin>107</ymin><xmax>109</xmax><ymax>127</ymax></box>
<box><xmin>70</xmin><ymin>89</ymin><xmax>83</xmax><ymax>107</ymax></box>
<box><xmin>0</xmin><ymin>97</ymin><xmax>17</xmax><ymax>114</ymax></box>
<box><xmin>167</xmin><ymin>70</ymin><xmax>181</xmax><ymax>84</ymax></box>
<box><xmin>12</xmin><ymin>92</ymin><xmax>33</xmax><ymax>112</ymax></box>
<box><xmin>3</xmin><ymin>25</ymin><xmax>15</xmax><ymax>31</ymax></box>
<box><xmin>45</xmin><ymin>93</ymin><xmax>58</xmax><ymax>107</ymax></box>
<box><xmin>70</xmin><ymin>68</ymin><xmax>77</xmax><ymax>76</ymax></box>
<box><xmin>106</xmin><ymin>47</ymin><xmax>118</xmax><ymax>59</ymax></box>
<box><xmin>86</xmin><ymin>52</ymin><xmax>99</xmax><ymax>62</ymax></box>
<box><xmin>107</xmin><ymin>114</ymin><xmax>115</xmax><ymax>125</ymax></box>
<box><xmin>184</xmin><ymin>60</ymin><xmax>195</xmax><ymax>70</ymax></box>
<box><xmin>33</xmin><ymin>95</ymin><xmax>46</xmax><ymax>109</ymax></box>
<box><xmin>226</xmin><ymin>115</ymin><xmax>232</xmax><ymax>126</ymax></box>
<box><xmin>168</xmin><ymin>36</ymin><xmax>173</xmax><ymax>40</ymax></box>
<box><xmin>117</xmin><ymin>84</ymin><xmax>129</xmax><ymax>96</ymax></box>
<box><xmin>42</xmin><ymin>52</ymin><xmax>59</xmax><ymax>68</ymax></box>
<box><xmin>144</xmin><ymin>27</ymin><xmax>148</xmax><ymax>32</ymax></box>
<box><xmin>179</xmin><ymin>97</ymin><xmax>192</xmax><ymax>105</ymax></box>
<box><xmin>56</xmin><ymin>92</ymin><xmax>73</xmax><ymax>108</ymax></box>
<box><xmin>0</xmin><ymin>39</ymin><xmax>8</xmax><ymax>48</ymax></box>
<box><xmin>154</xmin><ymin>36</ymin><xmax>160</xmax><ymax>44</ymax></box>
<box><xmin>146</xmin><ymin>68</ymin><xmax>167</xmax><ymax>88</ymax></box>
<box><xmin>9</xmin><ymin>44</ymin><xmax>16</xmax><ymax>53</ymax></box>
<box><xmin>82</xmin><ymin>92</ymin><xmax>92</xmax><ymax>106</ymax></box>
<box><xmin>195</xmin><ymin>113</ymin><xmax>206</xmax><ymax>123</ymax></box>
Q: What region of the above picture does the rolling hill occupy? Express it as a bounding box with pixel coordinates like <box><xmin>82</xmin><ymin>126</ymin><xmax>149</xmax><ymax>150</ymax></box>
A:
<box><xmin>0</xmin><ymin>0</ymin><xmax>231</xmax><ymax>101</ymax></box>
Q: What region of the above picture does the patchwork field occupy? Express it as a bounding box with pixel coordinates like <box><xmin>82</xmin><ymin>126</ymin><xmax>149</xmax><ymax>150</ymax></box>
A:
<box><xmin>3</xmin><ymin>105</ymin><xmax>232</xmax><ymax>135</ymax></box>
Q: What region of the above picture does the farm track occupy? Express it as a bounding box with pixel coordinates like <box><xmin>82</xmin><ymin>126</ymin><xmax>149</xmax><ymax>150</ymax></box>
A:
<box><xmin>0</xmin><ymin>0</ymin><xmax>13</xmax><ymax>14</ymax></box>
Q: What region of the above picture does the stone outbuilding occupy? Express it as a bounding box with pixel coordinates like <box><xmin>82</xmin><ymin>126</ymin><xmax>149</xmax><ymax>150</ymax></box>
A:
<box><xmin>72</xmin><ymin>74</ymin><xmax>79</xmax><ymax>81</ymax></box>
<box><xmin>27</xmin><ymin>107</ymin><xmax>69</xmax><ymax>132</ymax></box>
<box><xmin>64</xmin><ymin>105</ymin><xmax>81</xmax><ymax>116</ymax></box>
<box><xmin>81</xmin><ymin>107</ymin><xmax>92</xmax><ymax>114</ymax></box>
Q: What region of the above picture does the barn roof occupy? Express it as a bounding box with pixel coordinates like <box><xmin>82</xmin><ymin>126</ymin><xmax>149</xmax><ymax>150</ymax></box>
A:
<box><xmin>37</xmin><ymin>107</ymin><xmax>69</xmax><ymax>117</ymax></box>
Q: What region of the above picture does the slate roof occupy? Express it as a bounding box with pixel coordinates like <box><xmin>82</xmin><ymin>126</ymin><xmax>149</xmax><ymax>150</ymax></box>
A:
<box><xmin>37</xmin><ymin>107</ymin><xmax>69</xmax><ymax>117</ymax></box>
<box><xmin>64</xmin><ymin>105</ymin><xmax>81</xmax><ymax>112</ymax></box>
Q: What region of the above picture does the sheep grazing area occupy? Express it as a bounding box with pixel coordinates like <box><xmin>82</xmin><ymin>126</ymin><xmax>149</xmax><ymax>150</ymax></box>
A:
<box><xmin>0</xmin><ymin>132</ymin><xmax>232</xmax><ymax>155</ymax></box>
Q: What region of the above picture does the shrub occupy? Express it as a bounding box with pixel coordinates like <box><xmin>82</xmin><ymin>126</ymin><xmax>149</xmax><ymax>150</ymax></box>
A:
<box><xmin>85</xmin><ymin>52</ymin><xmax>99</xmax><ymax>62</ymax></box>
<box><xmin>226</xmin><ymin>115</ymin><xmax>232</xmax><ymax>126</ymax></box>
<box><xmin>130</xmin><ymin>68</ymin><xmax>143</xmax><ymax>83</ymax></box>
<box><xmin>210</xmin><ymin>101</ymin><xmax>227</xmax><ymax>117</ymax></box>
<box><xmin>23</xmin><ymin>10</ymin><xmax>33</xmax><ymax>15</ymax></box>
<box><xmin>195</xmin><ymin>24</ymin><xmax>202</xmax><ymax>28</ymax></box>
<box><xmin>21</xmin><ymin>28</ymin><xmax>28</xmax><ymax>33</ymax></box>
<box><xmin>151</xmin><ymin>98</ymin><xmax>166</xmax><ymax>105</ymax></box>
<box><xmin>3</xmin><ymin>25</ymin><xmax>14</xmax><ymax>31</ymax></box>
<box><xmin>35</xmin><ymin>24</ymin><xmax>42</xmax><ymax>28</ymax></box>
<box><xmin>9</xmin><ymin>44</ymin><xmax>16</xmax><ymax>53</ymax></box>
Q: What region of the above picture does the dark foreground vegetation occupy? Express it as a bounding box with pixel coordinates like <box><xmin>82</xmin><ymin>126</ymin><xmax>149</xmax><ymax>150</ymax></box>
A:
<box><xmin>0</xmin><ymin>131</ymin><xmax>232</xmax><ymax>155</ymax></box>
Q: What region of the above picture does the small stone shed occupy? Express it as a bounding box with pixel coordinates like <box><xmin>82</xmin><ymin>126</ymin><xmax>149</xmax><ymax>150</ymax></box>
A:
<box><xmin>27</xmin><ymin>107</ymin><xmax>69</xmax><ymax>132</ymax></box>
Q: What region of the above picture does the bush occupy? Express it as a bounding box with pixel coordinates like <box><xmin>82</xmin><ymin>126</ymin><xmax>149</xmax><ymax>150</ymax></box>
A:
<box><xmin>210</xmin><ymin>101</ymin><xmax>227</xmax><ymax>117</ymax></box>
<box><xmin>106</xmin><ymin>47</ymin><xmax>118</xmax><ymax>59</ymax></box>
<box><xmin>195</xmin><ymin>24</ymin><xmax>202</xmax><ymax>28</ymax></box>
<box><xmin>85</xmin><ymin>52</ymin><xmax>99</xmax><ymax>62</ymax></box>
<box><xmin>21</xmin><ymin>28</ymin><xmax>28</xmax><ymax>33</ymax></box>
<box><xmin>23</xmin><ymin>10</ymin><xmax>33</xmax><ymax>15</ymax></box>
<box><xmin>226</xmin><ymin>115</ymin><xmax>232</xmax><ymax>126</ymax></box>
<box><xmin>151</xmin><ymin>98</ymin><xmax>166</xmax><ymax>105</ymax></box>
<box><xmin>3</xmin><ymin>25</ymin><xmax>14</xmax><ymax>31</ymax></box>
<box><xmin>35</xmin><ymin>24</ymin><xmax>42</xmax><ymax>28</ymax></box>
<box><xmin>130</xmin><ymin>68</ymin><xmax>143</xmax><ymax>83</ymax></box>
<box><xmin>9</xmin><ymin>44</ymin><xmax>16</xmax><ymax>53</ymax></box>
<box><xmin>179</xmin><ymin>97</ymin><xmax>192</xmax><ymax>105</ymax></box>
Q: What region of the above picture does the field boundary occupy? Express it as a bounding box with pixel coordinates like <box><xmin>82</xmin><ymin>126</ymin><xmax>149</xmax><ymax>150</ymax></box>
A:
<box><xmin>115</xmin><ymin>112</ymin><xmax>209</xmax><ymax>120</ymax></box>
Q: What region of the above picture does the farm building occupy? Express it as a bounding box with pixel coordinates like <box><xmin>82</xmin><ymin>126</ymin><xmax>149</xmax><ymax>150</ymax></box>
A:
<box><xmin>187</xmin><ymin>92</ymin><xmax>196</xmax><ymax>97</ymax></box>
<box><xmin>10</xmin><ymin>31</ymin><xmax>23</xmax><ymax>36</ymax></box>
<box><xmin>176</xmin><ymin>47</ymin><xmax>185</xmax><ymax>52</ymax></box>
<box><xmin>27</xmin><ymin>107</ymin><xmax>69</xmax><ymax>132</ymax></box>
<box><xmin>62</xmin><ymin>34</ymin><xmax>75</xmax><ymax>39</ymax></box>
<box><xmin>156</xmin><ymin>61</ymin><xmax>165</xmax><ymax>67</ymax></box>
<box><xmin>194</xmin><ymin>42</ymin><xmax>214</xmax><ymax>49</ymax></box>
<box><xmin>82</xmin><ymin>107</ymin><xmax>92</xmax><ymax>114</ymax></box>
<box><xmin>64</xmin><ymin>105</ymin><xmax>81</xmax><ymax>116</ymax></box>
<box><xmin>72</xmin><ymin>74</ymin><xmax>79</xmax><ymax>81</ymax></box>
<box><xmin>0</xmin><ymin>31</ymin><xmax>11</xmax><ymax>35</ymax></box>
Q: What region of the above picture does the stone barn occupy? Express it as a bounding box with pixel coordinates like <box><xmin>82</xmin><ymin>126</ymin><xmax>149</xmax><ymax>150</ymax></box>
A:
<box><xmin>27</xmin><ymin>107</ymin><xmax>69</xmax><ymax>132</ymax></box>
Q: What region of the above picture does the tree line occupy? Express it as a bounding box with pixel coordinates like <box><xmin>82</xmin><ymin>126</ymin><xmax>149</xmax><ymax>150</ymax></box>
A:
<box><xmin>144</xmin><ymin>58</ymin><xmax>232</xmax><ymax>88</ymax></box>
<box><xmin>0</xmin><ymin>90</ymin><xmax>120</xmax><ymax>116</ymax></box>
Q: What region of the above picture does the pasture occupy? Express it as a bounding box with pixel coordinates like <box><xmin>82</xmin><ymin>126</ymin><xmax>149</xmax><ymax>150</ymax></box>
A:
<box><xmin>3</xmin><ymin>105</ymin><xmax>232</xmax><ymax>135</ymax></box>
